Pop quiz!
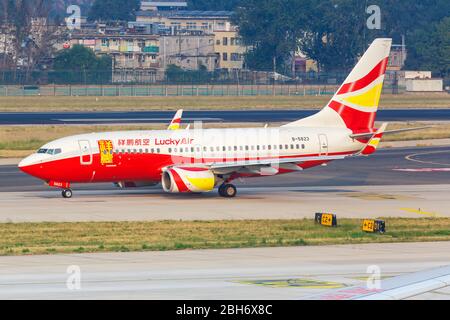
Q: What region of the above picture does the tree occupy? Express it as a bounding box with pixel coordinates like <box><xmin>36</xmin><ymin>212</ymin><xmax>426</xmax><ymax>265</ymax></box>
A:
<box><xmin>234</xmin><ymin>0</ymin><xmax>309</xmax><ymax>75</ymax></box>
<box><xmin>0</xmin><ymin>0</ymin><xmax>64</xmax><ymax>81</ymax></box>
<box><xmin>88</xmin><ymin>0</ymin><xmax>140</xmax><ymax>22</ymax></box>
<box><xmin>299</xmin><ymin>0</ymin><xmax>367</xmax><ymax>72</ymax></box>
<box><xmin>52</xmin><ymin>45</ymin><xmax>112</xmax><ymax>84</ymax></box>
<box><xmin>405</xmin><ymin>17</ymin><xmax>450</xmax><ymax>77</ymax></box>
<box><xmin>233</xmin><ymin>0</ymin><xmax>450</xmax><ymax>74</ymax></box>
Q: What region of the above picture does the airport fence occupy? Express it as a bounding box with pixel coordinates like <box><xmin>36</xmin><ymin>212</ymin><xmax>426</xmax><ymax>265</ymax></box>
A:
<box><xmin>0</xmin><ymin>84</ymin><xmax>341</xmax><ymax>97</ymax></box>
<box><xmin>0</xmin><ymin>83</ymin><xmax>405</xmax><ymax>97</ymax></box>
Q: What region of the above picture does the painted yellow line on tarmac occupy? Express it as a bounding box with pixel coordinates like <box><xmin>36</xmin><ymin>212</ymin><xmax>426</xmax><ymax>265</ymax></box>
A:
<box><xmin>400</xmin><ymin>207</ymin><xmax>439</xmax><ymax>217</ymax></box>
<box><xmin>405</xmin><ymin>150</ymin><xmax>450</xmax><ymax>166</ymax></box>
<box><xmin>236</xmin><ymin>278</ymin><xmax>345</xmax><ymax>289</ymax></box>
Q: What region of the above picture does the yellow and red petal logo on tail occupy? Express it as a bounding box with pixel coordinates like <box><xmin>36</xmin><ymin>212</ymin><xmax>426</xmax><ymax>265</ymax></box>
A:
<box><xmin>343</xmin><ymin>82</ymin><xmax>383</xmax><ymax>109</ymax></box>
<box><xmin>337</xmin><ymin>57</ymin><xmax>388</xmax><ymax>95</ymax></box>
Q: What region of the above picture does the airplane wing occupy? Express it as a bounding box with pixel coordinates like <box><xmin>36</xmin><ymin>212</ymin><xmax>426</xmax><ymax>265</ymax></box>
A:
<box><xmin>178</xmin><ymin>153</ymin><xmax>352</xmax><ymax>175</ymax></box>
<box><xmin>306</xmin><ymin>265</ymin><xmax>450</xmax><ymax>300</ymax></box>
<box><xmin>168</xmin><ymin>109</ymin><xmax>183</xmax><ymax>130</ymax></box>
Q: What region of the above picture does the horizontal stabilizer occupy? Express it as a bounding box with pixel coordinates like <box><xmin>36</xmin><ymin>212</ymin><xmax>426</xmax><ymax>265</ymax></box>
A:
<box><xmin>350</xmin><ymin>126</ymin><xmax>430</xmax><ymax>139</ymax></box>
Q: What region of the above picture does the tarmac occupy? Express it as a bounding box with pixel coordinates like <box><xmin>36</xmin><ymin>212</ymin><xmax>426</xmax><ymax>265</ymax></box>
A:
<box><xmin>1</xmin><ymin>145</ymin><xmax>449</xmax><ymax>299</ymax></box>
<box><xmin>1</xmin><ymin>242</ymin><xmax>449</xmax><ymax>300</ymax></box>
<box><xmin>0</xmin><ymin>146</ymin><xmax>448</xmax><ymax>222</ymax></box>
<box><xmin>1</xmin><ymin>109</ymin><xmax>449</xmax><ymax>125</ymax></box>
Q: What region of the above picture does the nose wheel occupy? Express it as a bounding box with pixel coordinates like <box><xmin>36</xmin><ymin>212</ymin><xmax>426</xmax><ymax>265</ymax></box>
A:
<box><xmin>218</xmin><ymin>184</ymin><xmax>237</xmax><ymax>198</ymax></box>
<box><xmin>62</xmin><ymin>189</ymin><xmax>73</xmax><ymax>199</ymax></box>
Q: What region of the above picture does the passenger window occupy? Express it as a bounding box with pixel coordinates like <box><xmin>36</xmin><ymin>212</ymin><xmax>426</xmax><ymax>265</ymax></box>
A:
<box><xmin>302</xmin><ymin>144</ymin><xmax>305</xmax><ymax>149</ymax></box>
<box><xmin>139</xmin><ymin>149</ymin><xmax>143</xmax><ymax>154</ymax></box>
<box><xmin>234</xmin><ymin>146</ymin><xmax>237</xmax><ymax>151</ymax></box>
<box><xmin>245</xmin><ymin>146</ymin><xmax>249</xmax><ymax>151</ymax></box>
<box><xmin>296</xmin><ymin>144</ymin><xmax>300</xmax><ymax>149</ymax></box>
<box><xmin>268</xmin><ymin>145</ymin><xmax>272</xmax><ymax>150</ymax></box>
<box><xmin>279</xmin><ymin>145</ymin><xmax>283</xmax><ymax>150</ymax></box>
<box><xmin>157</xmin><ymin>148</ymin><xmax>161</xmax><ymax>153</ymax></box>
<box><xmin>168</xmin><ymin>148</ymin><xmax>172</xmax><ymax>153</ymax></box>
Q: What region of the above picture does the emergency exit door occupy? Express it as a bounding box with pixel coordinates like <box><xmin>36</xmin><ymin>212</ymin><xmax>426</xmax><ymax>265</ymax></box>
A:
<box><xmin>318</xmin><ymin>134</ymin><xmax>329</xmax><ymax>156</ymax></box>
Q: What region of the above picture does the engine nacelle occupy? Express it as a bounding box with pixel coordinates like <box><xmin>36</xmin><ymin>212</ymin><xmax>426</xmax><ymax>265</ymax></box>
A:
<box><xmin>162</xmin><ymin>167</ymin><xmax>216</xmax><ymax>193</ymax></box>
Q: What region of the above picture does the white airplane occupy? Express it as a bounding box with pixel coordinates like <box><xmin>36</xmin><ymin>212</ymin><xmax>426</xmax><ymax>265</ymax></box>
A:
<box><xmin>18</xmin><ymin>38</ymin><xmax>421</xmax><ymax>198</ymax></box>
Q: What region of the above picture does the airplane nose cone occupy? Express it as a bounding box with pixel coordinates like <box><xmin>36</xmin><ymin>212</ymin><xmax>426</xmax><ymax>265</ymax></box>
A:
<box><xmin>18</xmin><ymin>155</ymin><xmax>41</xmax><ymax>177</ymax></box>
<box><xmin>18</xmin><ymin>157</ymin><xmax>33</xmax><ymax>174</ymax></box>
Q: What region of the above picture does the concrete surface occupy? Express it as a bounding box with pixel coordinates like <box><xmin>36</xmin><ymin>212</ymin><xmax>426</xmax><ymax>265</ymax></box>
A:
<box><xmin>0</xmin><ymin>242</ymin><xmax>449</xmax><ymax>300</ymax></box>
<box><xmin>0</xmin><ymin>184</ymin><xmax>448</xmax><ymax>222</ymax></box>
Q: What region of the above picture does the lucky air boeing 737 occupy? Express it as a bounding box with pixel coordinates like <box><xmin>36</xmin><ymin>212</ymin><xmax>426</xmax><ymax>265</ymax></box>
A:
<box><xmin>18</xmin><ymin>38</ymin><xmax>422</xmax><ymax>198</ymax></box>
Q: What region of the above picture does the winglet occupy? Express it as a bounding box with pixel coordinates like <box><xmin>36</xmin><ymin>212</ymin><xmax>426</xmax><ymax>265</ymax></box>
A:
<box><xmin>359</xmin><ymin>123</ymin><xmax>388</xmax><ymax>156</ymax></box>
<box><xmin>168</xmin><ymin>109</ymin><xmax>183</xmax><ymax>130</ymax></box>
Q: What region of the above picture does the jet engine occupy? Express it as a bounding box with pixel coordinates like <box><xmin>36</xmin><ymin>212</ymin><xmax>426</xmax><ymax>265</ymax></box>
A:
<box><xmin>162</xmin><ymin>167</ymin><xmax>216</xmax><ymax>193</ymax></box>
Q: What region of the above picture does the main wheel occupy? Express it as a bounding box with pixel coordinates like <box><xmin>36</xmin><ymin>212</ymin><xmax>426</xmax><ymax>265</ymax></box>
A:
<box><xmin>219</xmin><ymin>184</ymin><xmax>237</xmax><ymax>198</ymax></box>
<box><xmin>62</xmin><ymin>189</ymin><xmax>73</xmax><ymax>199</ymax></box>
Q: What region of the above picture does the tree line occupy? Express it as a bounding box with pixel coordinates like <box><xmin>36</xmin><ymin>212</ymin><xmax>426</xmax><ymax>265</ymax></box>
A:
<box><xmin>233</xmin><ymin>0</ymin><xmax>450</xmax><ymax>77</ymax></box>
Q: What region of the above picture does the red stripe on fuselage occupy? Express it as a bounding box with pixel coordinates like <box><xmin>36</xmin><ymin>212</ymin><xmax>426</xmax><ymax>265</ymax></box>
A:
<box><xmin>337</xmin><ymin>57</ymin><xmax>389</xmax><ymax>95</ymax></box>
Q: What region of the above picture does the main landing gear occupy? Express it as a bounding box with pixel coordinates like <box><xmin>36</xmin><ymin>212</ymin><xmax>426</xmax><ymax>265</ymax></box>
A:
<box><xmin>218</xmin><ymin>184</ymin><xmax>237</xmax><ymax>198</ymax></box>
<box><xmin>62</xmin><ymin>189</ymin><xmax>73</xmax><ymax>199</ymax></box>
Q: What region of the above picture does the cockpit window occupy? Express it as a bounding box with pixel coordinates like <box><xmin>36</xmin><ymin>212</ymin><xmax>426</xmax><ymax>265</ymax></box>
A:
<box><xmin>37</xmin><ymin>148</ymin><xmax>62</xmax><ymax>155</ymax></box>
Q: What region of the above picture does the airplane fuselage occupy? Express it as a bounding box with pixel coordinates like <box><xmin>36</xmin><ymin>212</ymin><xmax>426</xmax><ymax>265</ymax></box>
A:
<box><xmin>19</xmin><ymin>126</ymin><xmax>363</xmax><ymax>186</ymax></box>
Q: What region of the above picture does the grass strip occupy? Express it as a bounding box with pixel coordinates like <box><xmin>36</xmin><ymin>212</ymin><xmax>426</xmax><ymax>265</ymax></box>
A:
<box><xmin>0</xmin><ymin>94</ymin><xmax>448</xmax><ymax>112</ymax></box>
<box><xmin>1</xmin><ymin>218</ymin><xmax>450</xmax><ymax>256</ymax></box>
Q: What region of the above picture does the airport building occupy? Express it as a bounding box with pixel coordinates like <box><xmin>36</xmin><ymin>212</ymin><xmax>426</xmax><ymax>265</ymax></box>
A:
<box><xmin>61</xmin><ymin>1</ymin><xmax>246</xmax><ymax>82</ymax></box>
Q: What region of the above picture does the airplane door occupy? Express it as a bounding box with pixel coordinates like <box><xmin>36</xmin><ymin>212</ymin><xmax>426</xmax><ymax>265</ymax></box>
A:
<box><xmin>318</xmin><ymin>134</ymin><xmax>329</xmax><ymax>156</ymax></box>
<box><xmin>78</xmin><ymin>140</ymin><xmax>93</xmax><ymax>165</ymax></box>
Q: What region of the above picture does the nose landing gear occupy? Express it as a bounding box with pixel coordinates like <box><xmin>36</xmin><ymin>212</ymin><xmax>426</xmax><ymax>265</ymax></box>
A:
<box><xmin>62</xmin><ymin>189</ymin><xmax>73</xmax><ymax>199</ymax></box>
<box><xmin>218</xmin><ymin>184</ymin><xmax>237</xmax><ymax>198</ymax></box>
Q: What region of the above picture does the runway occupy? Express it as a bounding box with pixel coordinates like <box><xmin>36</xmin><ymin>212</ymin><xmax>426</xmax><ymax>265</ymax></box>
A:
<box><xmin>0</xmin><ymin>146</ymin><xmax>449</xmax><ymax>222</ymax></box>
<box><xmin>1</xmin><ymin>109</ymin><xmax>450</xmax><ymax>125</ymax></box>
<box><xmin>1</xmin><ymin>242</ymin><xmax>449</xmax><ymax>299</ymax></box>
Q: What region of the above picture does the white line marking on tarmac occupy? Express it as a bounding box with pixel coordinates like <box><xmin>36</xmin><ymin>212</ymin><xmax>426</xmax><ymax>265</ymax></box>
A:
<box><xmin>393</xmin><ymin>168</ymin><xmax>450</xmax><ymax>172</ymax></box>
<box><xmin>54</xmin><ymin>118</ymin><xmax>222</xmax><ymax>122</ymax></box>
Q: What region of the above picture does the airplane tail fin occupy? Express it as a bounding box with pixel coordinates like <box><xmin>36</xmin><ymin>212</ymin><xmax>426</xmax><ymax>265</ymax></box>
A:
<box><xmin>168</xmin><ymin>109</ymin><xmax>183</xmax><ymax>130</ymax></box>
<box><xmin>284</xmin><ymin>38</ymin><xmax>392</xmax><ymax>132</ymax></box>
